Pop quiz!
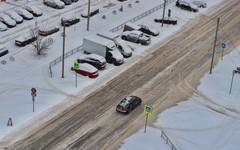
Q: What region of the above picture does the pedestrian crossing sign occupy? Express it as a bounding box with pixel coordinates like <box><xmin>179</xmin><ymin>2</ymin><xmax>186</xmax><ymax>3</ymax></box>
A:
<box><xmin>73</xmin><ymin>62</ymin><xmax>80</xmax><ymax>70</ymax></box>
<box><xmin>144</xmin><ymin>105</ymin><xmax>152</xmax><ymax>114</ymax></box>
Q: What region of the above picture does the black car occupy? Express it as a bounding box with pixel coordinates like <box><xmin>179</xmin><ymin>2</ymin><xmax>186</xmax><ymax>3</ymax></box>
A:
<box><xmin>61</xmin><ymin>16</ymin><xmax>80</xmax><ymax>27</ymax></box>
<box><xmin>138</xmin><ymin>24</ymin><xmax>159</xmax><ymax>36</ymax></box>
<box><xmin>154</xmin><ymin>17</ymin><xmax>177</xmax><ymax>25</ymax></box>
<box><xmin>15</xmin><ymin>35</ymin><xmax>37</xmax><ymax>46</ymax></box>
<box><xmin>77</xmin><ymin>54</ymin><xmax>107</xmax><ymax>69</ymax></box>
<box><xmin>0</xmin><ymin>46</ymin><xmax>9</xmax><ymax>57</ymax></box>
<box><xmin>81</xmin><ymin>7</ymin><xmax>99</xmax><ymax>18</ymax></box>
<box><xmin>176</xmin><ymin>0</ymin><xmax>198</xmax><ymax>12</ymax></box>
<box><xmin>116</xmin><ymin>96</ymin><xmax>142</xmax><ymax>114</ymax></box>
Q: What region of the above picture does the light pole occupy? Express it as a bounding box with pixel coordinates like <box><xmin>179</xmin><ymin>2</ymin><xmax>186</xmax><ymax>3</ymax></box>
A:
<box><xmin>87</xmin><ymin>0</ymin><xmax>90</xmax><ymax>31</ymax></box>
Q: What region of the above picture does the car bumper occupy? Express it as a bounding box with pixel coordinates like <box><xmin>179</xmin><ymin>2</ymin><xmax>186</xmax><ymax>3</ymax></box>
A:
<box><xmin>114</xmin><ymin>60</ymin><xmax>124</xmax><ymax>66</ymax></box>
<box><xmin>116</xmin><ymin>108</ymin><xmax>127</xmax><ymax>113</ymax></box>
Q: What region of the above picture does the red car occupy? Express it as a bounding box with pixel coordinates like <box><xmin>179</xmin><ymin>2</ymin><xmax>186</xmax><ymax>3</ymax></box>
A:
<box><xmin>71</xmin><ymin>63</ymin><xmax>98</xmax><ymax>78</ymax></box>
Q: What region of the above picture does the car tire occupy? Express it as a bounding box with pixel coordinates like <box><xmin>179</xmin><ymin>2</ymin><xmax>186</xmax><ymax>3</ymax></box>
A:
<box><xmin>138</xmin><ymin>101</ymin><xmax>141</xmax><ymax>106</ymax></box>
<box><xmin>122</xmin><ymin>36</ymin><xmax>127</xmax><ymax>40</ymax></box>
<box><xmin>77</xmin><ymin>59</ymin><xmax>84</xmax><ymax>63</ymax></box>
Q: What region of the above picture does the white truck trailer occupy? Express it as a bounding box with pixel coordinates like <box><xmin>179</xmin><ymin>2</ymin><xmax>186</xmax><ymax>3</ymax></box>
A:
<box><xmin>83</xmin><ymin>34</ymin><xmax>124</xmax><ymax>65</ymax></box>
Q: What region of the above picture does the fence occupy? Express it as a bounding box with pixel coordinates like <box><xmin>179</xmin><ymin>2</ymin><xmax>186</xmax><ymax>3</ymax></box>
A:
<box><xmin>49</xmin><ymin>45</ymin><xmax>82</xmax><ymax>77</ymax></box>
<box><xmin>161</xmin><ymin>131</ymin><xmax>177</xmax><ymax>150</ymax></box>
<box><xmin>109</xmin><ymin>0</ymin><xmax>176</xmax><ymax>33</ymax></box>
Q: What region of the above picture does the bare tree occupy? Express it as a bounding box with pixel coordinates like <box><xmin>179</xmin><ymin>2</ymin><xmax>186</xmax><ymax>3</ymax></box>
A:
<box><xmin>29</xmin><ymin>21</ymin><xmax>53</xmax><ymax>55</ymax></box>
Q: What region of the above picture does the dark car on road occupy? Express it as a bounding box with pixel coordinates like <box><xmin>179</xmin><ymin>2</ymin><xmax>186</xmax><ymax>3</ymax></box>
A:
<box><xmin>154</xmin><ymin>17</ymin><xmax>177</xmax><ymax>25</ymax></box>
<box><xmin>116</xmin><ymin>96</ymin><xmax>142</xmax><ymax>114</ymax></box>
<box><xmin>61</xmin><ymin>16</ymin><xmax>80</xmax><ymax>27</ymax></box>
<box><xmin>176</xmin><ymin>0</ymin><xmax>198</xmax><ymax>12</ymax></box>
<box><xmin>77</xmin><ymin>54</ymin><xmax>107</xmax><ymax>70</ymax></box>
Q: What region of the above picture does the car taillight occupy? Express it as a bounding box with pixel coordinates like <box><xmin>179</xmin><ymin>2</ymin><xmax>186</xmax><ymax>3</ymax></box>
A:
<box><xmin>124</xmin><ymin>109</ymin><xmax>128</xmax><ymax>111</ymax></box>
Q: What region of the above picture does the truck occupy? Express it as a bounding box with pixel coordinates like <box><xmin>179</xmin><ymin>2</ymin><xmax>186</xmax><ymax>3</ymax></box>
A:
<box><xmin>97</xmin><ymin>31</ymin><xmax>132</xmax><ymax>58</ymax></box>
<box><xmin>83</xmin><ymin>34</ymin><xmax>124</xmax><ymax>66</ymax></box>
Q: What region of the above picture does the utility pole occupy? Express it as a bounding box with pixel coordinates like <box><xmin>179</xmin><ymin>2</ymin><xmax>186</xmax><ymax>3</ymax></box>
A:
<box><xmin>162</xmin><ymin>0</ymin><xmax>166</xmax><ymax>27</ymax></box>
<box><xmin>210</xmin><ymin>18</ymin><xmax>220</xmax><ymax>74</ymax></box>
<box><xmin>62</xmin><ymin>24</ymin><xmax>66</xmax><ymax>78</ymax></box>
<box><xmin>87</xmin><ymin>0</ymin><xmax>90</xmax><ymax>31</ymax></box>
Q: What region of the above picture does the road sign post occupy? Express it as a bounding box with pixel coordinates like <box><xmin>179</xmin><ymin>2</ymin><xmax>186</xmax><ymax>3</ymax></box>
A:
<box><xmin>31</xmin><ymin>88</ymin><xmax>37</xmax><ymax>112</ymax></box>
<box><xmin>144</xmin><ymin>105</ymin><xmax>152</xmax><ymax>133</ymax></box>
<box><xmin>168</xmin><ymin>9</ymin><xmax>171</xmax><ymax>27</ymax></box>
<box><xmin>73</xmin><ymin>62</ymin><xmax>80</xmax><ymax>88</ymax></box>
<box><xmin>221</xmin><ymin>43</ymin><xmax>226</xmax><ymax>60</ymax></box>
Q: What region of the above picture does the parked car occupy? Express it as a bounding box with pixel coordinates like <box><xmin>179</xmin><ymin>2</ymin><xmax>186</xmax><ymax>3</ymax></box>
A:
<box><xmin>138</xmin><ymin>24</ymin><xmax>159</xmax><ymax>36</ymax></box>
<box><xmin>60</xmin><ymin>0</ymin><xmax>72</xmax><ymax>5</ymax></box>
<box><xmin>22</xmin><ymin>5</ymin><xmax>42</xmax><ymax>17</ymax></box>
<box><xmin>176</xmin><ymin>0</ymin><xmax>198</xmax><ymax>12</ymax></box>
<box><xmin>154</xmin><ymin>17</ymin><xmax>177</xmax><ymax>25</ymax></box>
<box><xmin>0</xmin><ymin>22</ymin><xmax>7</xmax><ymax>32</ymax></box>
<box><xmin>43</xmin><ymin>0</ymin><xmax>65</xmax><ymax>9</ymax></box>
<box><xmin>15</xmin><ymin>35</ymin><xmax>37</xmax><ymax>46</ymax></box>
<box><xmin>77</xmin><ymin>54</ymin><xmax>107</xmax><ymax>70</ymax></box>
<box><xmin>71</xmin><ymin>0</ymin><xmax>78</xmax><ymax>2</ymax></box>
<box><xmin>192</xmin><ymin>1</ymin><xmax>207</xmax><ymax>8</ymax></box>
<box><xmin>114</xmin><ymin>38</ymin><xmax>132</xmax><ymax>58</ymax></box>
<box><xmin>0</xmin><ymin>14</ymin><xmax>16</xmax><ymax>28</ymax></box>
<box><xmin>61</xmin><ymin>16</ymin><xmax>80</xmax><ymax>27</ymax></box>
<box><xmin>81</xmin><ymin>7</ymin><xmax>99</xmax><ymax>18</ymax></box>
<box><xmin>15</xmin><ymin>8</ymin><xmax>33</xmax><ymax>20</ymax></box>
<box><xmin>71</xmin><ymin>63</ymin><xmax>99</xmax><ymax>78</ymax></box>
<box><xmin>121</xmin><ymin>30</ymin><xmax>151</xmax><ymax>45</ymax></box>
<box><xmin>116</xmin><ymin>96</ymin><xmax>142</xmax><ymax>114</ymax></box>
<box><xmin>38</xmin><ymin>26</ymin><xmax>59</xmax><ymax>36</ymax></box>
<box><xmin>0</xmin><ymin>46</ymin><xmax>9</xmax><ymax>57</ymax></box>
<box><xmin>4</xmin><ymin>11</ymin><xmax>23</xmax><ymax>24</ymax></box>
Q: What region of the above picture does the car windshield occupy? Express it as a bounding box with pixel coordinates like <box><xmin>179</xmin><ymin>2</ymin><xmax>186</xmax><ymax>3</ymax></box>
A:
<box><xmin>120</xmin><ymin>97</ymin><xmax>132</xmax><ymax>107</ymax></box>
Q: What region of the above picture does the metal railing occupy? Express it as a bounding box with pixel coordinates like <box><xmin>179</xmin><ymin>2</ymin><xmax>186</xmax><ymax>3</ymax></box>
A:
<box><xmin>109</xmin><ymin>0</ymin><xmax>176</xmax><ymax>33</ymax></box>
<box><xmin>49</xmin><ymin>45</ymin><xmax>82</xmax><ymax>77</ymax></box>
<box><xmin>161</xmin><ymin>131</ymin><xmax>177</xmax><ymax>150</ymax></box>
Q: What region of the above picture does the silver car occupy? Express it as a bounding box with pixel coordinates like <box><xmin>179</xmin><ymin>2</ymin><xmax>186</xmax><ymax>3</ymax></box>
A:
<box><xmin>22</xmin><ymin>5</ymin><xmax>42</xmax><ymax>17</ymax></box>
<box><xmin>15</xmin><ymin>8</ymin><xmax>33</xmax><ymax>20</ymax></box>
<box><xmin>192</xmin><ymin>1</ymin><xmax>207</xmax><ymax>8</ymax></box>
<box><xmin>121</xmin><ymin>30</ymin><xmax>151</xmax><ymax>45</ymax></box>
<box><xmin>43</xmin><ymin>0</ymin><xmax>65</xmax><ymax>9</ymax></box>
<box><xmin>0</xmin><ymin>14</ymin><xmax>17</xmax><ymax>28</ymax></box>
<box><xmin>4</xmin><ymin>10</ymin><xmax>23</xmax><ymax>24</ymax></box>
<box><xmin>0</xmin><ymin>22</ymin><xmax>7</xmax><ymax>32</ymax></box>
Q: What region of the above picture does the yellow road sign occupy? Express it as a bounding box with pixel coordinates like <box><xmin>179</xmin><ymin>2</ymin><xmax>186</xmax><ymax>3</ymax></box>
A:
<box><xmin>144</xmin><ymin>105</ymin><xmax>152</xmax><ymax>114</ymax></box>
<box><xmin>73</xmin><ymin>62</ymin><xmax>80</xmax><ymax>70</ymax></box>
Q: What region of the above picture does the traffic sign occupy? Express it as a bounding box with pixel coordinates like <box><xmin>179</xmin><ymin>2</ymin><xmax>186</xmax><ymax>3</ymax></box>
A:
<box><xmin>168</xmin><ymin>9</ymin><xmax>171</xmax><ymax>17</ymax></box>
<box><xmin>73</xmin><ymin>62</ymin><xmax>80</xmax><ymax>70</ymax></box>
<box><xmin>144</xmin><ymin>105</ymin><xmax>152</xmax><ymax>114</ymax></box>
<box><xmin>222</xmin><ymin>43</ymin><xmax>226</xmax><ymax>48</ymax></box>
<box><xmin>31</xmin><ymin>88</ymin><xmax>36</xmax><ymax>94</ymax></box>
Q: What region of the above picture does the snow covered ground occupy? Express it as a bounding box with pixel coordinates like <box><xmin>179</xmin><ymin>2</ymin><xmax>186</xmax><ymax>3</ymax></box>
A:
<box><xmin>119</xmin><ymin>47</ymin><xmax>240</xmax><ymax>150</ymax></box>
<box><xmin>2</xmin><ymin>0</ymin><xmax>239</xmax><ymax>149</ymax></box>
